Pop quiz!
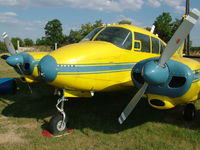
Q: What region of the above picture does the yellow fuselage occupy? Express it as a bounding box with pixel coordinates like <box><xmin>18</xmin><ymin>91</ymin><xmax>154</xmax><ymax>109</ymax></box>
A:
<box><xmin>26</xmin><ymin>25</ymin><xmax>200</xmax><ymax>109</ymax></box>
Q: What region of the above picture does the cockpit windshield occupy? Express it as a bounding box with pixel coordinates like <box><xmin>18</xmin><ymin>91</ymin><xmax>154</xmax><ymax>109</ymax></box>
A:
<box><xmin>94</xmin><ymin>27</ymin><xmax>132</xmax><ymax>50</ymax></box>
<box><xmin>81</xmin><ymin>27</ymin><xmax>103</xmax><ymax>42</ymax></box>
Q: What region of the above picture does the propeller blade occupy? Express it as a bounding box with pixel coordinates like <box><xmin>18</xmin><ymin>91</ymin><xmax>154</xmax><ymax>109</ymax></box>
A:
<box><xmin>2</xmin><ymin>32</ymin><xmax>16</xmax><ymax>55</ymax></box>
<box><xmin>118</xmin><ymin>82</ymin><xmax>148</xmax><ymax>124</ymax></box>
<box><xmin>16</xmin><ymin>63</ymin><xmax>32</xmax><ymax>94</ymax></box>
<box><xmin>158</xmin><ymin>8</ymin><xmax>200</xmax><ymax>66</ymax></box>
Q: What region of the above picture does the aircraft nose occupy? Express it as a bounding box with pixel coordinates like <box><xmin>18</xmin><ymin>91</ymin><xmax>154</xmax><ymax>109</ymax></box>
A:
<box><xmin>38</xmin><ymin>55</ymin><xmax>57</xmax><ymax>82</ymax></box>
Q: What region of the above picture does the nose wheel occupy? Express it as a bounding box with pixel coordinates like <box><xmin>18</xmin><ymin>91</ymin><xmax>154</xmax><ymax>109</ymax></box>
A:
<box><xmin>183</xmin><ymin>103</ymin><xmax>196</xmax><ymax>121</ymax></box>
<box><xmin>49</xmin><ymin>89</ymin><xmax>69</xmax><ymax>134</ymax></box>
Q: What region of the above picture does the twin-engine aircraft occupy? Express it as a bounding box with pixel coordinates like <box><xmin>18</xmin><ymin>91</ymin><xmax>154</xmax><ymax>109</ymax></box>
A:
<box><xmin>1</xmin><ymin>9</ymin><xmax>200</xmax><ymax>134</ymax></box>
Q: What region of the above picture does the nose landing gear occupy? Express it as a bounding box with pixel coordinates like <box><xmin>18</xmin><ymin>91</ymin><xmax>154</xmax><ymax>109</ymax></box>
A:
<box><xmin>49</xmin><ymin>89</ymin><xmax>69</xmax><ymax>134</ymax></box>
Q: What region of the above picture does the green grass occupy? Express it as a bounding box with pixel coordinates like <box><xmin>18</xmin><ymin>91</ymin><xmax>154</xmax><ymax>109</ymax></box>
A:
<box><xmin>1</xmin><ymin>56</ymin><xmax>200</xmax><ymax>150</ymax></box>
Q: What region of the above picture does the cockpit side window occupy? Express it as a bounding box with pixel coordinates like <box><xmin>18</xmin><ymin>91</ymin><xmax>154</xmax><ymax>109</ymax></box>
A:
<box><xmin>81</xmin><ymin>27</ymin><xmax>103</xmax><ymax>42</ymax></box>
<box><xmin>94</xmin><ymin>27</ymin><xmax>132</xmax><ymax>50</ymax></box>
<box><xmin>160</xmin><ymin>41</ymin><xmax>166</xmax><ymax>54</ymax></box>
<box><xmin>152</xmin><ymin>37</ymin><xmax>159</xmax><ymax>54</ymax></box>
<box><xmin>134</xmin><ymin>32</ymin><xmax>150</xmax><ymax>53</ymax></box>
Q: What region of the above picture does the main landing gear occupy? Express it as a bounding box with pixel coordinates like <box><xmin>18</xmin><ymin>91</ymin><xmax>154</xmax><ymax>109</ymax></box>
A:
<box><xmin>183</xmin><ymin>103</ymin><xmax>196</xmax><ymax>121</ymax></box>
<box><xmin>49</xmin><ymin>89</ymin><xmax>69</xmax><ymax>134</ymax></box>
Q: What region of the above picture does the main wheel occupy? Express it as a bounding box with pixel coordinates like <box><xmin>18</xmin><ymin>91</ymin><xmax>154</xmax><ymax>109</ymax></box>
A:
<box><xmin>49</xmin><ymin>113</ymin><xmax>68</xmax><ymax>135</ymax></box>
<box><xmin>183</xmin><ymin>103</ymin><xmax>196</xmax><ymax>121</ymax></box>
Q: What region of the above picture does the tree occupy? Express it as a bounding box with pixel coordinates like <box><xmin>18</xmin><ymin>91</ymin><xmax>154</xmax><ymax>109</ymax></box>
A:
<box><xmin>36</xmin><ymin>37</ymin><xmax>48</xmax><ymax>46</ymax></box>
<box><xmin>44</xmin><ymin>19</ymin><xmax>64</xmax><ymax>48</ymax></box>
<box><xmin>24</xmin><ymin>38</ymin><xmax>34</xmax><ymax>46</ymax></box>
<box><xmin>153</xmin><ymin>12</ymin><xmax>173</xmax><ymax>43</ymax></box>
<box><xmin>145</xmin><ymin>27</ymin><xmax>151</xmax><ymax>32</ymax></box>
<box><xmin>11</xmin><ymin>37</ymin><xmax>24</xmax><ymax>49</ymax></box>
<box><xmin>0</xmin><ymin>41</ymin><xmax>6</xmax><ymax>53</ymax></box>
<box><xmin>171</xmin><ymin>18</ymin><xmax>181</xmax><ymax>35</ymax></box>
<box><xmin>118</xmin><ymin>20</ymin><xmax>132</xmax><ymax>25</ymax></box>
<box><xmin>67</xmin><ymin>20</ymin><xmax>103</xmax><ymax>44</ymax></box>
<box><xmin>67</xmin><ymin>30</ymin><xmax>82</xmax><ymax>43</ymax></box>
<box><xmin>93</xmin><ymin>20</ymin><xmax>103</xmax><ymax>28</ymax></box>
<box><xmin>80</xmin><ymin>23</ymin><xmax>94</xmax><ymax>37</ymax></box>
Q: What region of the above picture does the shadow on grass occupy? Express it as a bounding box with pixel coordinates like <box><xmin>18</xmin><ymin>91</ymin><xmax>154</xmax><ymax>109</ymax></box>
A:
<box><xmin>1</xmin><ymin>78</ymin><xmax>200</xmax><ymax>134</ymax></box>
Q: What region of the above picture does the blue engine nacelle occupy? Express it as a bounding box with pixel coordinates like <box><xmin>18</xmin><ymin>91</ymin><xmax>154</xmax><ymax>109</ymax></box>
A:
<box><xmin>131</xmin><ymin>58</ymin><xmax>194</xmax><ymax>98</ymax></box>
<box><xmin>6</xmin><ymin>53</ymin><xmax>36</xmax><ymax>75</ymax></box>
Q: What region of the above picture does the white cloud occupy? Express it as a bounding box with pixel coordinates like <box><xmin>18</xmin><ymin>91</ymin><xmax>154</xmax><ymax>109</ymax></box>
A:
<box><xmin>147</xmin><ymin>0</ymin><xmax>161</xmax><ymax>8</ymax></box>
<box><xmin>117</xmin><ymin>15</ymin><xmax>143</xmax><ymax>26</ymax></box>
<box><xmin>0</xmin><ymin>11</ymin><xmax>45</xmax><ymax>39</ymax></box>
<box><xmin>0</xmin><ymin>0</ymin><xmax>188</xmax><ymax>13</ymax></box>
<box><xmin>0</xmin><ymin>11</ymin><xmax>45</xmax><ymax>26</ymax></box>
<box><xmin>174</xmin><ymin>5</ymin><xmax>185</xmax><ymax>13</ymax></box>
<box><xmin>0</xmin><ymin>0</ymin><xmax>30</xmax><ymax>7</ymax></box>
<box><xmin>161</xmin><ymin>0</ymin><xmax>185</xmax><ymax>13</ymax></box>
<box><xmin>0</xmin><ymin>0</ymin><xmax>144</xmax><ymax>12</ymax></box>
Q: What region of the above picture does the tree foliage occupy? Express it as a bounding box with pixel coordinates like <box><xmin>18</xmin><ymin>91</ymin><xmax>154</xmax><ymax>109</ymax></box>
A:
<box><xmin>118</xmin><ymin>20</ymin><xmax>132</xmax><ymax>25</ymax></box>
<box><xmin>0</xmin><ymin>41</ymin><xmax>6</xmax><ymax>53</ymax></box>
<box><xmin>44</xmin><ymin>19</ymin><xmax>64</xmax><ymax>48</ymax></box>
<box><xmin>11</xmin><ymin>37</ymin><xmax>24</xmax><ymax>49</ymax></box>
<box><xmin>24</xmin><ymin>38</ymin><xmax>34</xmax><ymax>46</ymax></box>
<box><xmin>171</xmin><ymin>18</ymin><xmax>181</xmax><ymax>35</ymax></box>
<box><xmin>36</xmin><ymin>37</ymin><xmax>47</xmax><ymax>46</ymax></box>
<box><xmin>153</xmin><ymin>12</ymin><xmax>173</xmax><ymax>43</ymax></box>
<box><xmin>153</xmin><ymin>12</ymin><xmax>182</xmax><ymax>43</ymax></box>
<box><xmin>67</xmin><ymin>20</ymin><xmax>103</xmax><ymax>43</ymax></box>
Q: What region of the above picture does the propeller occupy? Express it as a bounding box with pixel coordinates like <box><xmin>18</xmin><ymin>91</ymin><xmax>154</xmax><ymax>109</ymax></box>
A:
<box><xmin>2</xmin><ymin>32</ymin><xmax>23</xmax><ymax>73</ymax></box>
<box><xmin>1</xmin><ymin>32</ymin><xmax>33</xmax><ymax>94</ymax></box>
<box><xmin>118</xmin><ymin>8</ymin><xmax>200</xmax><ymax>124</ymax></box>
<box><xmin>2</xmin><ymin>32</ymin><xmax>16</xmax><ymax>55</ymax></box>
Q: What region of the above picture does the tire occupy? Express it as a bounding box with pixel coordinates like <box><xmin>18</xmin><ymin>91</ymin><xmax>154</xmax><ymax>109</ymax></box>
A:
<box><xmin>183</xmin><ymin>103</ymin><xmax>196</xmax><ymax>121</ymax></box>
<box><xmin>49</xmin><ymin>113</ymin><xmax>68</xmax><ymax>135</ymax></box>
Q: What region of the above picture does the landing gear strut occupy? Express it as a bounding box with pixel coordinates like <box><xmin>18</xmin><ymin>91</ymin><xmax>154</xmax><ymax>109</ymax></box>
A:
<box><xmin>49</xmin><ymin>89</ymin><xmax>69</xmax><ymax>134</ymax></box>
<box><xmin>183</xmin><ymin>103</ymin><xmax>196</xmax><ymax>121</ymax></box>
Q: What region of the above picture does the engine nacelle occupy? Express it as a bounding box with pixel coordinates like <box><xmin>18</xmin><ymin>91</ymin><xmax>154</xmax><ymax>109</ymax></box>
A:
<box><xmin>132</xmin><ymin>58</ymin><xmax>194</xmax><ymax>98</ymax></box>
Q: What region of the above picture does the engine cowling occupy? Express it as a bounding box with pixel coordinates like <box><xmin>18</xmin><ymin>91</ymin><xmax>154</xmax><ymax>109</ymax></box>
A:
<box><xmin>131</xmin><ymin>58</ymin><xmax>194</xmax><ymax>99</ymax></box>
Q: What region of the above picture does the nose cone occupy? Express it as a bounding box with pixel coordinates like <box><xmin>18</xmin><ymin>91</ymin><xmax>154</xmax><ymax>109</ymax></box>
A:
<box><xmin>6</xmin><ymin>54</ymin><xmax>24</xmax><ymax>67</ymax></box>
<box><xmin>143</xmin><ymin>61</ymin><xmax>169</xmax><ymax>85</ymax></box>
<box><xmin>38</xmin><ymin>55</ymin><xmax>57</xmax><ymax>82</ymax></box>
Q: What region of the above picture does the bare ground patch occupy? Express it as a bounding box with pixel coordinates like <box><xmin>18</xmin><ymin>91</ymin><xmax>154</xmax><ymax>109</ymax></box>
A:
<box><xmin>0</xmin><ymin>117</ymin><xmax>27</xmax><ymax>144</ymax></box>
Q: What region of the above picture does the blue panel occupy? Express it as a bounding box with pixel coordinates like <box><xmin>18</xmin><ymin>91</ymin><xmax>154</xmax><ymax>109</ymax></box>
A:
<box><xmin>58</xmin><ymin>64</ymin><xmax>134</xmax><ymax>73</ymax></box>
<box><xmin>0</xmin><ymin>78</ymin><xmax>15</xmax><ymax>94</ymax></box>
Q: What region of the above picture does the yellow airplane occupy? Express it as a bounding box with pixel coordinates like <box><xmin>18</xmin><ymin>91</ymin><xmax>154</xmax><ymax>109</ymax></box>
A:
<box><xmin>1</xmin><ymin>8</ymin><xmax>200</xmax><ymax>134</ymax></box>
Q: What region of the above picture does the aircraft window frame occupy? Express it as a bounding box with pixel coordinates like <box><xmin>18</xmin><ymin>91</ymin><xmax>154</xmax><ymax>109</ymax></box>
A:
<box><xmin>134</xmin><ymin>40</ymin><xmax>141</xmax><ymax>51</ymax></box>
<box><xmin>81</xmin><ymin>27</ymin><xmax>104</xmax><ymax>42</ymax></box>
<box><xmin>152</xmin><ymin>37</ymin><xmax>159</xmax><ymax>54</ymax></box>
<box><xmin>93</xmin><ymin>27</ymin><xmax>133</xmax><ymax>50</ymax></box>
<box><xmin>160</xmin><ymin>41</ymin><xmax>166</xmax><ymax>54</ymax></box>
<box><xmin>134</xmin><ymin>32</ymin><xmax>150</xmax><ymax>53</ymax></box>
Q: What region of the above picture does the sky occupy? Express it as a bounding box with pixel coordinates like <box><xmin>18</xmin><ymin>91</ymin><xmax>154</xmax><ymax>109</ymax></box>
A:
<box><xmin>0</xmin><ymin>0</ymin><xmax>199</xmax><ymax>46</ymax></box>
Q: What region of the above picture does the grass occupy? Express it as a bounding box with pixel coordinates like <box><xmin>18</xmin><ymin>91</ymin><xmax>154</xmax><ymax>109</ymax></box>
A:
<box><xmin>1</xmin><ymin>55</ymin><xmax>200</xmax><ymax>150</ymax></box>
